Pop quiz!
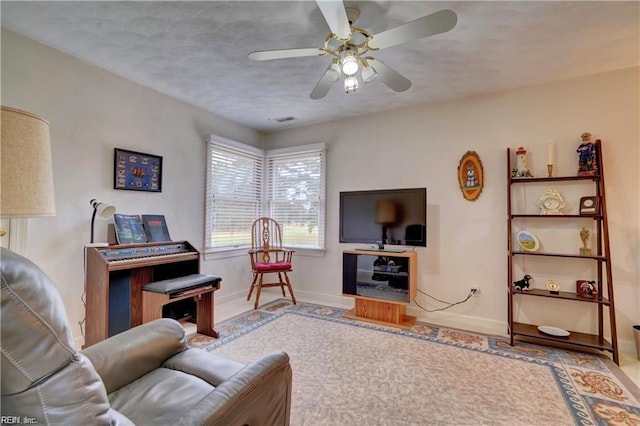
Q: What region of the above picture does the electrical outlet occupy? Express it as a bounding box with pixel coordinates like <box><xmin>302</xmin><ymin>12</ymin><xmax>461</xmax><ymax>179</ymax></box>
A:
<box><xmin>470</xmin><ymin>287</ymin><xmax>480</xmax><ymax>296</ymax></box>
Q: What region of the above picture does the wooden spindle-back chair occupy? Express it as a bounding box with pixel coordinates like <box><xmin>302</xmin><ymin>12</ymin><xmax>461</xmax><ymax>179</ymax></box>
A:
<box><xmin>247</xmin><ymin>217</ymin><xmax>296</xmax><ymax>309</ymax></box>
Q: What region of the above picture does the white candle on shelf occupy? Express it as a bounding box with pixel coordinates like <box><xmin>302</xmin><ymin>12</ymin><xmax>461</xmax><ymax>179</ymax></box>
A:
<box><xmin>547</xmin><ymin>140</ymin><xmax>555</xmax><ymax>165</ymax></box>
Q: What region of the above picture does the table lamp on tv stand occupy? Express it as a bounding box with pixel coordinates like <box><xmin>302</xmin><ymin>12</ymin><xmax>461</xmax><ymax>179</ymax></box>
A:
<box><xmin>372</xmin><ymin>200</ymin><xmax>397</xmax><ymax>281</ymax></box>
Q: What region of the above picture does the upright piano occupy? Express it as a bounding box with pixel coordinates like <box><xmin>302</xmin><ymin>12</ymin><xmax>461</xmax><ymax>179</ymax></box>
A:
<box><xmin>84</xmin><ymin>241</ymin><xmax>200</xmax><ymax>347</ymax></box>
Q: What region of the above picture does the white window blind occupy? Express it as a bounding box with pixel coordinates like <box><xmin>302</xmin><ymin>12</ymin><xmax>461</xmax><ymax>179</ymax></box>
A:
<box><xmin>266</xmin><ymin>146</ymin><xmax>326</xmax><ymax>250</ymax></box>
<box><xmin>205</xmin><ymin>139</ymin><xmax>263</xmax><ymax>250</ymax></box>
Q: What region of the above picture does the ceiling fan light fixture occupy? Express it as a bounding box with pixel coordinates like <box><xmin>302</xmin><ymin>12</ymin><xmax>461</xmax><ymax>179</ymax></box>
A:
<box><xmin>344</xmin><ymin>75</ymin><xmax>359</xmax><ymax>93</ymax></box>
<box><xmin>249</xmin><ymin>4</ymin><xmax>458</xmax><ymax>100</ymax></box>
<box><xmin>361</xmin><ymin>64</ymin><xmax>378</xmax><ymax>83</ymax></box>
<box><xmin>341</xmin><ymin>53</ymin><xmax>359</xmax><ymax>76</ymax></box>
<box><xmin>325</xmin><ymin>62</ymin><xmax>341</xmax><ymax>82</ymax></box>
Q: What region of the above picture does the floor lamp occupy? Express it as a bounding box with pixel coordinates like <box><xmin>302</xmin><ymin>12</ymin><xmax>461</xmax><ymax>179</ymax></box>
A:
<box><xmin>1</xmin><ymin>106</ymin><xmax>56</xmax><ymax>252</ymax></box>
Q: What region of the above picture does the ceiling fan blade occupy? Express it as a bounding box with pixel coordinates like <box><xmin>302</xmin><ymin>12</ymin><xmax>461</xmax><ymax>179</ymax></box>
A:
<box><xmin>316</xmin><ymin>0</ymin><xmax>351</xmax><ymax>40</ymax></box>
<box><xmin>309</xmin><ymin>64</ymin><xmax>337</xmax><ymax>99</ymax></box>
<box><xmin>249</xmin><ymin>48</ymin><xmax>325</xmax><ymax>61</ymax></box>
<box><xmin>368</xmin><ymin>9</ymin><xmax>457</xmax><ymax>50</ymax></box>
<box><xmin>368</xmin><ymin>58</ymin><xmax>411</xmax><ymax>92</ymax></box>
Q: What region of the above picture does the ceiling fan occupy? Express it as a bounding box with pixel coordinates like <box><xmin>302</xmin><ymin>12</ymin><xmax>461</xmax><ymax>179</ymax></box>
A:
<box><xmin>248</xmin><ymin>0</ymin><xmax>457</xmax><ymax>99</ymax></box>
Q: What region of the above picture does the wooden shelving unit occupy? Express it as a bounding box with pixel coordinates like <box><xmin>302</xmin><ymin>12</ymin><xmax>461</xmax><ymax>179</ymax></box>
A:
<box><xmin>506</xmin><ymin>140</ymin><xmax>618</xmax><ymax>364</ymax></box>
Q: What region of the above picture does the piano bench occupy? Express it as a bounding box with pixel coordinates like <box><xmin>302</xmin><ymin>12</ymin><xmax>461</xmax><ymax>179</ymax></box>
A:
<box><xmin>142</xmin><ymin>274</ymin><xmax>221</xmax><ymax>338</ymax></box>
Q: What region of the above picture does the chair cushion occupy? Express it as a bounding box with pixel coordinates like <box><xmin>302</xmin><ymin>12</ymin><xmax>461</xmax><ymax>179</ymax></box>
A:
<box><xmin>82</xmin><ymin>318</ymin><xmax>188</xmax><ymax>394</ymax></box>
<box><xmin>1</xmin><ymin>352</ymin><xmax>127</xmax><ymax>425</ymax></box>
<box><xmin>163</xmin><ymin>348</ymin><xmax>244</xmax><ymax>387</ymax></box>
<box><xmin>109</xmin><ymin>368</ymin><xmax>213</xmax><ymax>425</ymax></box>
<box><xmin>1</xmin><ymin>247</ymin><xmax>75</xmax><ymax>395</ymax></box>
<box><xmin>255</xmin><ymin>261</ymin><xmax>292</xmax><ymax>272</ymax></box>
<box><xmin>1</xmin><ymin>246</ymin><xmax>124</xmax><ymax>425</ymax></box>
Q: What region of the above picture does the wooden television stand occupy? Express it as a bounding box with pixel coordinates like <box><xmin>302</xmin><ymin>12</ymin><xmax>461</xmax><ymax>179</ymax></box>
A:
<box><xmin>342</xmin><ymin>250</ymin><xmax>417</xmax><ymax>329</ymax></box>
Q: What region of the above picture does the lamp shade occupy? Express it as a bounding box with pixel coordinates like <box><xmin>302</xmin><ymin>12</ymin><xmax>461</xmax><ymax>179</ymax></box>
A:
<box><xmin>344</xmin><ymin>76</ymin><xmax>359</xmax><ymax>93</ymax></box>
<box><xmin>324</xmin><ymin>62</ymin><xmax>341</xmax><ymax>82</ymax></box>
<box><xmin>89</xmin><ymin>199</ymin><xmax>116</xmax><ymax>244</ymax></box>
<box><xmin>375</xmin><ymin>200</ymin><xmax>397</xmax><ymax>224</ymax></box>
<box><xmin>361</xmin><ymin>64</ymin><xmax>378</xmax><ymax>83</ymax></box>
<box><xmin>1</xmin><ymin>106</ymin><xmax>56</xmax><ymax>218</ymax></box>
<box><xmin>341</xmin><ymin>55</ymin><xmax>359</xmax><ymax>75</ymax></box>
<box><xmin>91</xmin><ymin>199</ymin><xmax>116</xmax><ymax>219</ymax></box>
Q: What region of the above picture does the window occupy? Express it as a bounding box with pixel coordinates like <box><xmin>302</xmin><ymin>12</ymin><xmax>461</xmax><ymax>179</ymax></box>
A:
<box><xmin>205</xmin><ymin>136</ymin><xmax>326</xmax><ymax>253</ymax></box>
<box><xmin>266</xmin><ymin>145</ymin><xmax>326</xmax><ymax>250</ymax></box>
<box><xmin>205</xmin><ymin>137</ymin><xmax>263</xmax><ymax>251</ymax></box>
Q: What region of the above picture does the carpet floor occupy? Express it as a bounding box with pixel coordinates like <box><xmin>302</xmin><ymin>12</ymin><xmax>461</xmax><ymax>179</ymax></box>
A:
<box><xmin>188</xmin><ymin>300</ymin><xmax>640</xmax><ymax>425</ymax></box>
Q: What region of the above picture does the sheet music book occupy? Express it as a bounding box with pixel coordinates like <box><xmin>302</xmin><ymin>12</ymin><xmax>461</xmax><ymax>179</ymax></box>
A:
<box><xmin>141</xmin><ymin>214</ymin><xmax>172</xmax><ymax>242</ymax></box>
<box><xmin>113</xmin><ymin>214</ymin><xmax>148</xmax><ymax>245</ymax></box>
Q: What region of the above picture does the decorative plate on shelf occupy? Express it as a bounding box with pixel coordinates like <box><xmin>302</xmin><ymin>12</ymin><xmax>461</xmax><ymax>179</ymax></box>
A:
<box><xmin>537</xmin><ymin>325</ymin><xmax>570</xmax><ymax>337</ymax></box>
<box><xmin>545</xmin><ymin>280</ymin><xmax>560</xmax><ymax>292</ymax></box>
<box><xmin>516</xmin><ymin>230</ymin><xmax>540</xmax><ymax>252</ymax></box>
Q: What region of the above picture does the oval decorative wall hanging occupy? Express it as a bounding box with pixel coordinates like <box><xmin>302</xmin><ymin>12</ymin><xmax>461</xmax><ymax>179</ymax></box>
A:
<box><xmin>457</xmin><ymin>151</ymin><xmax>484</xmax><ymax>201</ymax></box>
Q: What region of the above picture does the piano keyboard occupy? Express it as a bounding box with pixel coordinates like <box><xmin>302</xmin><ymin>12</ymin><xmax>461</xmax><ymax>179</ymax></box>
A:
<box><xmin>99</xmin><ymin>242</ymin><xmax>192</xmax><ymax>262</ymax></box>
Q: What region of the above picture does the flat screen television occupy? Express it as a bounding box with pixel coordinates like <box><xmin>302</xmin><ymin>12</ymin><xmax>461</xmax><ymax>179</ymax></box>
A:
<box><xmin>339</xmin><ymin>188</ymin><xmax>427</xmax><ymax>248</ymax></box>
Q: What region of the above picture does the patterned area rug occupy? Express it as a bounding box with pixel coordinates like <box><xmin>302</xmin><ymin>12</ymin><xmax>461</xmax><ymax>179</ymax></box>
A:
<box><xmin>189</xmin><ymin>300</ymin><xmax>640</xmax><ymax>425</ymax></box>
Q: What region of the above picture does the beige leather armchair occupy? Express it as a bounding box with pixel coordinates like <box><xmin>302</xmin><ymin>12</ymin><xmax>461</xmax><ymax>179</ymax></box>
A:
<box><xmin>1</xmin><ymin>248</ymin><xmax>292</xmax><ymax>425</ymax></box>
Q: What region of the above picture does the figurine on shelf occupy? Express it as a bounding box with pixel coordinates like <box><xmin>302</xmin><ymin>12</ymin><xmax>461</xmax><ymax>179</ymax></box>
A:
<box><xmin>514</xmin><ymin>274</ymin><xmax>532</xmax><ymax>291</ymax></box>
<box><xmin>579</xmin><ymin>227</ymin><xmax>592</xmax><ymax>256</ymax></box>
<box><xmin>514</xmin><ymin>147</ymin><xmax>533</xmax><ymax>178</ymax></box>
<box><xmin>577</xmin><ymin>132</ymin><xmax>598</xmax><ymax>176</ymax></box>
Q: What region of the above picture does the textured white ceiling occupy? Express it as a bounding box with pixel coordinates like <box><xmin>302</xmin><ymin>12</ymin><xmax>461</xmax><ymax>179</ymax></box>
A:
<box><xmin>2</xmin><ymin>1</ymin><xmax>639</xmax><ymax>132</ymax></box>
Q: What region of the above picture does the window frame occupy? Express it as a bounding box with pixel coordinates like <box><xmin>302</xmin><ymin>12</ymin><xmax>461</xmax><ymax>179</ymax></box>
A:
<box><xmin>204</xmin><ymin>136</ymin><xmax>326</xmax><ymax>259</ymax></box>
<box><xmin>204</xmin><ymin>135</ymin><xmax>264</xmax><ymax>257</ymax></box>
<box><xmin>266</xmin><ymin>143</ymin><xmax>327</xmax><ymax>253</ymax></box>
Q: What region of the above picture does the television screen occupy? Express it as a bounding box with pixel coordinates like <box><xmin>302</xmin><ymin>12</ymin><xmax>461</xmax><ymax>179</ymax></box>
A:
<box><xmin>339</xmin><ymin>188</ymin><xmax>427</xmax><ymax>247</ymax></box>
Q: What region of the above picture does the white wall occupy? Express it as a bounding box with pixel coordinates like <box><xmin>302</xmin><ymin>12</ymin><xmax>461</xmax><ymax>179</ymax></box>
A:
<box><xmin>3</xmin><ymin>28</ymin><xmax>639</xmax><ymax>354</ymax></box>
<box><xmin>1</xmin><ymin>29</ymin><xmax>264</xmax><ymax>346</ymax></box>
<box><xmin>266</xmin><ymin>67</ymin><xmax>640</xmax><ymax>351</ymax></box>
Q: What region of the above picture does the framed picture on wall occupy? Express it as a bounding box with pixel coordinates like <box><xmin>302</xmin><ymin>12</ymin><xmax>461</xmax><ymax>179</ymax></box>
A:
<box><xmin>457</xmin><ymin>151</ymin><xmax>484</xmax><ymax>201</ymax></box>
<box><xmin>114</xmin><ymin>148</ymin><xmax>163</xmax><ymax>192</ymax></box>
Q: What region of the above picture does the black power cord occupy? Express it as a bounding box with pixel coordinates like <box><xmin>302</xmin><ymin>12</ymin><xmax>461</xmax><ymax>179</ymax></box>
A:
<box><xmin>413</xmin><ymin>289</ymin><xmax>474</xmax><ymax>313</ymax></box>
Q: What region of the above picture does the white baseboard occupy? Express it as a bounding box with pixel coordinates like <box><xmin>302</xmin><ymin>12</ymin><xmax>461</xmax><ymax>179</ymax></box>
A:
<box><xmin>215</xmin><ymin>289</ymin><xmax>250</xmax><ymax>304</ymax></box>
<box><xmin>618</xmin><ymin>338</ymin><xmax>638</xmax><ymax>358</ymax></box>
<box><xmin>289</xmin><ymin>289</ymin><xmax>354</xmax><ymax>310</ymax></box>
<box><xmin>407</xmin><ymin>305</ymin><xmax>508</xmax><ymax>337</ymax></box>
